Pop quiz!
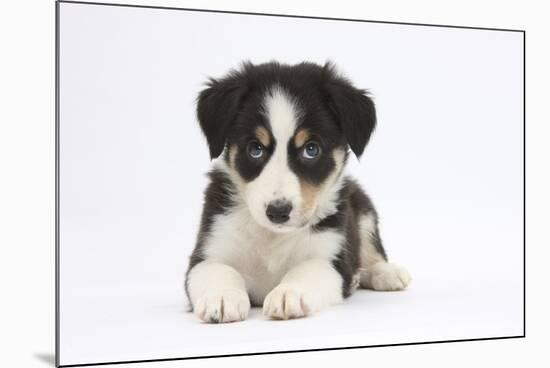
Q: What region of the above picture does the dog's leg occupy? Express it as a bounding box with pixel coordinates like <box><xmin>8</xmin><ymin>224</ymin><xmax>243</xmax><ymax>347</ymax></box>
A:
<box><xmin>187</xmin><ymin>262</ymin><xmax>250</xmax><ymax>323</ymax></box>
<box><xmin>263</xmin><ymin>259</ymin><xmax>343</xmax><ymax>320</ymax></box>
<box><xmin>359</xmin><ymin>213</ymin><xmax>411</xmax><ymax>291</ymax></box>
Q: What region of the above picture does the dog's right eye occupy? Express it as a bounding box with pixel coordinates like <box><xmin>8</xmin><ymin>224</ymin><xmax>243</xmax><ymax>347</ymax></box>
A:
<box><xmin>246</xmin><ymin>141</ymin><xmax>265</xmax><ymax>159</ymax></box>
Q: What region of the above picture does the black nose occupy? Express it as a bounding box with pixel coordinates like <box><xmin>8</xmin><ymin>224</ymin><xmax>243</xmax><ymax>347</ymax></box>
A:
<box><xmin>266</xmin><ymin>200</ymin><xmax>292</xmax><ymax>224</ymax></box>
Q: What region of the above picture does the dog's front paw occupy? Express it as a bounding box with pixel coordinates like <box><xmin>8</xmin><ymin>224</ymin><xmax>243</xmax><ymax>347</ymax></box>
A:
<box><xmin>194</xmin><ymin>289</ymin><xmax>250</xmax><ymax>323</ymax></box>
<box><xmin>369</xmin><ymin>262</ymin><xmax>411</xmax><ymax>291</ymax></box>
<box><xmin>263</xmin><ymin>285</ymin><xmax>317</xmax><ymax>320</ymax></box>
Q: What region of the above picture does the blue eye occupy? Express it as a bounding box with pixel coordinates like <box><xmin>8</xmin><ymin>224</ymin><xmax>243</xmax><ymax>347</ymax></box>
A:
<box><xmin>302</xmin><ymin>141</ymin><xmax>321</xmax><ymax>159</ymax></box>
<box><xmin>247</xmin><ymin>141</ymin><xmax>264</xmax><ymax>159</ymax></box>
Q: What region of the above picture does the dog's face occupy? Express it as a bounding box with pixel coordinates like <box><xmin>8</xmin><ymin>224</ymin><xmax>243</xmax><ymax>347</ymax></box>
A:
<box><xmin>197</xmin><ymin>62</ymin><xmax>376</xmax><ymax>233</ymax></box>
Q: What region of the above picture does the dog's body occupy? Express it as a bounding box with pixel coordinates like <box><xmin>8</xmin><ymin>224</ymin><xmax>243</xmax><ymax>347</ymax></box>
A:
<box><xmin>185</xmin><ymin>61</ymin><xmax>410</xmax><ymax>323</ymax></box>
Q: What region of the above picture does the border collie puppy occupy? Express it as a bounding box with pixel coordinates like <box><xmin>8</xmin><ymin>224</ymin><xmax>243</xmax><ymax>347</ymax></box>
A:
<box><xmin>185</xmin><ymin>61</ymin><xmax>410</xmax><ymax>323</ymax></box>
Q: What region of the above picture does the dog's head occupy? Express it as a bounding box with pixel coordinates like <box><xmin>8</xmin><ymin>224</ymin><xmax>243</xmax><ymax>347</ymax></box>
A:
<box><xmin>197</xmin><ymin>61</ymin><xmax>376</xmax><ymax>233</ymax></box>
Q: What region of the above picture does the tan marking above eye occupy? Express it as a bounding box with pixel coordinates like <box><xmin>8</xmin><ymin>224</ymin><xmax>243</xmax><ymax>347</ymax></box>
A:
<box><xmin>255</xmin><ymin>126</ymin><xmax>271</xmax><ymax>147</ymax></box>
<box><xmin>294</xmin><ymin>129</ymin><xmax>310</xmax><ymax>148</ymax></box>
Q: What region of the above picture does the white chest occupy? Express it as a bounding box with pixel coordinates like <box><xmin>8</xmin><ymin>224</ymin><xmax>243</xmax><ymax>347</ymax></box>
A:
<box><xmin>202</xmin><ymin>206</ymin><xmax>343</xmax><ymax>305</ymax></box>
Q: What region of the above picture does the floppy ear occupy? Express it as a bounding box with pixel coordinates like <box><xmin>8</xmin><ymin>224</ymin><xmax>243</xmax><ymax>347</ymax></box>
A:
<box><xmin>196</xmin><ymin>76</ymin><xmax>247</xmax><ymax>159</ymax></box>
<box><xmin>326</xmin><ymin>81</ymin><xmax>377</xmax><ymax>158</ymax></box>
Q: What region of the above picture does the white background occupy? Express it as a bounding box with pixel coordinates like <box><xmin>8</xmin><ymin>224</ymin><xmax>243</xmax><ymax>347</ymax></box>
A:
<box><xmin>56</xmin><ymin>2</ymin><xmax>524</xmax><ymax>365</ymax></box>
<box><xmin>1</xmin><ymin>1</ymin><xmax>548</xmax><ymax>368</ymax></box>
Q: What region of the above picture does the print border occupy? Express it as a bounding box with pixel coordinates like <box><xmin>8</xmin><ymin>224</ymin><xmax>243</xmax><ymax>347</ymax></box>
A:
<box><xmin>55</xmin><ymin>1</ymin><xmax>526</xmax><ymax>366</ymax></box>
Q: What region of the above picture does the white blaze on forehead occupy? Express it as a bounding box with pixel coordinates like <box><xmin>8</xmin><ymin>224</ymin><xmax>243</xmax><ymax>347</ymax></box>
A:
<box><xmin>262</xmin><ymin>86</ymin><xmax>301</xmax><ymax>143</ymax></box>
<box><xmin>241</xmin><ymin>86</ymin><xmax>303</xmax><ymax>232</ymax></box>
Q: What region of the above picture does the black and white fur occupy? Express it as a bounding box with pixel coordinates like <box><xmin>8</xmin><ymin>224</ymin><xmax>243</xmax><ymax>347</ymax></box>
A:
<box><xmin>185</xmin><ymin>61</ymin><xmax>410</xmax><ymax>323</ymax></box>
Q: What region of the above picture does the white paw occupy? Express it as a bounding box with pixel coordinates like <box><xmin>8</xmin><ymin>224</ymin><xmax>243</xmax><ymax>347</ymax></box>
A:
<box><xmin>368</xmin><ymin>263</ymin><xmax>411</xmax><ymax>291</ymax></box>
<box><xmin>263</xmin><ymin>285</ymin><xmax>317</xmax><ymax>320</ymax></box>
<box><xmin>194</xmin><ymin>289</ymin><xmax>250</xmax><ymax>323</ymax></box>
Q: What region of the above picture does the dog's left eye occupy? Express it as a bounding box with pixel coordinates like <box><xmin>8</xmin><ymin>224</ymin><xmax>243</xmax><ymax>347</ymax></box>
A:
<box><xmin>247</xmin><ymin>141</ymin><xmax>265</xmax><ymax>159</ymax></box>
<box><xmin>302</xmin><ymin>141</ymin><xmax>321</xmax><ymax>160</ymax></box>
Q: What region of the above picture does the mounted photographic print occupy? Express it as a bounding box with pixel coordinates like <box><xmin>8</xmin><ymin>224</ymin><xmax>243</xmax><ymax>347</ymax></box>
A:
<box><xmin>56</xmin><ymin>1</ymin><xmax>525</xmax><ymax>366</ymax></box>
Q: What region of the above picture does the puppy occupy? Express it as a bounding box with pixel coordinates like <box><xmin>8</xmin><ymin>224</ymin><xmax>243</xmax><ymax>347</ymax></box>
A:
<box><xmin>185</xmin><ymin>61</ymin><xmax>410</xmax><ymax>323</ymax></box>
